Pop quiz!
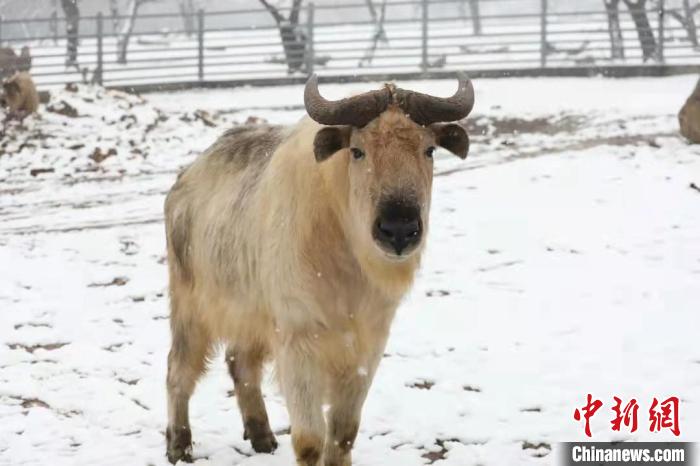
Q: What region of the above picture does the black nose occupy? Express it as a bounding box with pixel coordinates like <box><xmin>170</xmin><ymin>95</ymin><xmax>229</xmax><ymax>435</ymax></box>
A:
<box><xmin>373</xmin><ymin>201</ymin><xmax>422</xmax><ymax>255</ymax></box>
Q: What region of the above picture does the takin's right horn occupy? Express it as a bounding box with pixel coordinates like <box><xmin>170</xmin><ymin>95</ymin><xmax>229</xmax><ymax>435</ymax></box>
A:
<box><xmin>304</xmin><ymin>74</ymin><xmax>392</xmax><ymax>128</ymax></box>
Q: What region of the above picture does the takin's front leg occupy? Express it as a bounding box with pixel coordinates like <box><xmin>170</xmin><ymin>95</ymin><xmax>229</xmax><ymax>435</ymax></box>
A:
<box><xmin>322</xmin><ymin>368</ymin><xmax>374</xmax><ymax>466</ymax></box>
<box><xmin>225</xmin><ymin>343</ymin><xmax>277</xmax><ymax>453</ymax></box>
<box><xmin>277</xmin><ymin>342</ymin><xmax>326</xmax><ymax>466</ymax></box>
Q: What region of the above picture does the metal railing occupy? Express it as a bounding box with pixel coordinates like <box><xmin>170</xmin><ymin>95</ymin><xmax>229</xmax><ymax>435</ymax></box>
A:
<box><xmin>1</xmin><ymin>0</ymin><xmax>699</xmax><ymax>91</ymax></box>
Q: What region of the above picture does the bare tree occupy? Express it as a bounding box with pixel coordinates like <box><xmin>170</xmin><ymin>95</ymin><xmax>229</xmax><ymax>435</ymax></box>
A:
<box><xmin>359</xmin><ymin>0</ymin><xmax>389</xmax><ymax>67</ymax></box>
<box><xmin>49</xmin><ymin>0</ymin><xmax>60</xmax><ymax>44</ymax></box>
<box><xmin>110</xmin><ymin>0</ymin><xmax>121</xmax><ymax>33</ymax></box>
<box><xmin>469</xmin><ymin>0</ymin><xmax>482</xmax><ymax>35</ymax></box>
<box><xmin>60</xmin><ymin>0</ymin><xmax>79</xmax><ymax>67</ymax></box>
<box><xmin>623</xmin><ymin>0</ymin><xmax>658</xmax><ymax>62</ymax></box>
<box><xmin>179</xmin><ymin>0</ymin><xmax>197</xmax><ymax>37</ymax></box>
<box><xmin>365</xmin><ymin>0</ymin><xmax>387</xmax><ymax>39</ymax></box>
<box><xmin>604</xmin><ymin>0</ymin><xmax>625</xmax><ymax>59</ymax></box>
<box><xmin>116</xmin><ymin>0</ymin><xmax>159</xmax><ymax>64</ymax></box>
<box><xmin>668</xmin><ymin>0</ymin><xmax>700</xmax><ymax>47</ymax></box>
<box><xmin>259</xmin><ymin>0</ymin><xmax>307</xmax><ymax>74</ymax></box>
<box><xmin>457</xmin><ymin>0</ymin><xmax>481</xmax><ymax>35</ymax></box>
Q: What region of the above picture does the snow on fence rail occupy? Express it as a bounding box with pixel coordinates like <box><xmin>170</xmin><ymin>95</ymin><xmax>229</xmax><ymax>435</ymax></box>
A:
<box><xmin>0</xmin><ymin>0</ymin><xmax>699</xmax><ymax>90</ymax></box>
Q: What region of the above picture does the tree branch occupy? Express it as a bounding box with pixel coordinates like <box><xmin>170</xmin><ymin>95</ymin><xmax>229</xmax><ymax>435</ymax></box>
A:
<box><xmin>667</xmin><ymin>9</ymin><xmax>689</xmax><ymax>27</ymax></box>
<box><xmin>365</xmin><ymin>0</ymin><xmax>378</xmax><ymax>22</ymax></box>
<box><xmin>259</xmin><ymin>0</ymin><xmax>284</xmax><ymax>25</ymax></box>
<box><xmin>289</xmin><ymin>0</ymin><xmax>304</xmax><ymax>26</ymax></box>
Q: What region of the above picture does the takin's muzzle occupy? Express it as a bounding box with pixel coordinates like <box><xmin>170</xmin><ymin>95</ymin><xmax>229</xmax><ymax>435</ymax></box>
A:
<box><xmin>372</xmin><ymin>197</ymin><xmax>423</xmax><ymax>257</ymax></box>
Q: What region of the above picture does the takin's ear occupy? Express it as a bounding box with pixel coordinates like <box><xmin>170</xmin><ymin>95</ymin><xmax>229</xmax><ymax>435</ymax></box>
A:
<box><xmin>430</xmin><ymin>123</ymin><xmax>470</xmax><ymax>159</ymax></box>
<box><xmin>313</xmin><ymin>126</ymin><xmax>352</xmax><ymax>162</ymax></box>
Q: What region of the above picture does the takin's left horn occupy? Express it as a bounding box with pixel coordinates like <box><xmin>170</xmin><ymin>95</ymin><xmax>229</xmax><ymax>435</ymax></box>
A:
<box><xmin>394</xmin><ymin>72</ymin><xmax>475</xmax><ymax>126</ymax></box>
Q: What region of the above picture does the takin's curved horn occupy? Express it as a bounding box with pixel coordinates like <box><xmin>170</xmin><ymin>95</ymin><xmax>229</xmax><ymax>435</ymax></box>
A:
<box><xmin>394</xmin><ymin>72</ymin><xmax>474</xmax><ymax>126</ymax></box>
<box><xmin>304</xmin><ymin>74</ymin><xmax>391</xmax><ymax>127</ymax></box>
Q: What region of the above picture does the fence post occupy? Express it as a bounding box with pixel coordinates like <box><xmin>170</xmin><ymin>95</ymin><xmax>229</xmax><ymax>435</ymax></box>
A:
<box><xmin>306</xmin><ymin>2</ymin><xmax>315</xmax><ymax>75</ymax></box>
<box><xmin>51</xmin><ymin>11</ymin><xmax>58</xmax><ymax>44</ymax></box>
<box><xmin>540</xmin><ymin>0</ymin><xmax>547</xmax><ymax>68</ymax></box>
<box><xmin>421</xmin><ymin>0</ymin><xmax>428</xmax><ymax>73</ymax></box>
<box><xmin>657</xmin><ymin>0</ymin><xmax>665</xmax><ymax>64</ymax></box>
<box><xmin>197</xmin><ymin>9</ymin><xmax>204</xmax><ymax>82</ymax></box>
<box><xmin>96</xmin><ymin>13</ymin><xmax>104</xmax><ymax>86</ymax></box>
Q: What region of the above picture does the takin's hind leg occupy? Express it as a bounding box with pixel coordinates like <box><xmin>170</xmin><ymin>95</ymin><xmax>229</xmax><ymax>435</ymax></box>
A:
<box><xmin>225</xmin><ymin>342</ymin><xmax>278</xmax><ymax>453</ymax></box>
<box><xmin>166</xmin><ymin>318</ymin><xmax>212</xmax><ymax>464</ymax></box>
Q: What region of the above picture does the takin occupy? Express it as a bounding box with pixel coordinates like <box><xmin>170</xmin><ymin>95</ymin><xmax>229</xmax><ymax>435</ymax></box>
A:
<box><xmin>0</xmin><ymin>46</ymin><xmax>32</xmax><ymax>79</ymax></box>
<box><xmin>163</xmin><ymin>73</ymin><xmax>475</xmax><ymax>466</ymax></box>
<box><xmin>679</xmin><ymin>77</ymin><xmax>700</xmax><ymax>143</ymax></box>
<box><xmin>2</xmin><ymin>71</ymin><xmax>39</xmax><ymax>120</ymax></box>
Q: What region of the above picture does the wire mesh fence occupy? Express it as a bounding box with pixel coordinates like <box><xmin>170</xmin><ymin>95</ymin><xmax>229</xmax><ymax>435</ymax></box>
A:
<box><xmin>1</xmin><ymin>0</ymin><xmax>699</xmax><ymax>90</ymax></box>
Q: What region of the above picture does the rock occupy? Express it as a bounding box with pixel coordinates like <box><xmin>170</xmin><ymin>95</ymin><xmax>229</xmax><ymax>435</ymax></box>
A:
<box><xmin>29</xmin><ymin>167</ymin><xmax>55</xmax><ymax>177</ymax></box>
<box><xmin>194</xmin><ymin>109</ymin><xmax>216</xmax><ymax>127</ymax></box>
<box><xmin>245</xmin><ymin>115</ymin><xmax>267</xmax><ymax>125</ymax></box>
<box><xmin>679</xmin><ymin>78</ymin><xmax>700</xmax><ymax>143</ymax></box>
<box><xmin>47</xmin><ymin>100</ymin><xmax>79</xmax><ymax>118</ymax></box>
<box><xmin>38</xmin><ymin>90</ymin><xmax>51</xmax><ymax>104</ymax></box>
<box><xmin>89</xmin><ymin>147</ymin><xmax>117</xmax><ymax>163</ymax></box>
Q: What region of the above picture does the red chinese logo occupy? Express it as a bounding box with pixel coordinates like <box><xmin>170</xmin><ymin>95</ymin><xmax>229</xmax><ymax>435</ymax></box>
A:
<box><xmin>611</xmin><ymin>397</ymin><xmax>639</xmax><ymax>433</ymax></box>
<box><xmin>573</xmin><ymin>394</ymin><xmax>603</xmax><ymax>437</ymax></box>
<box><xmin>649</xmin><ymin>396</ymin><xmax>680</xmax><ymax>437</ymax></box>
<box><xmin>574</xmin><ymin>395</ymin><xmax>680</xmax><ymax>437</ymax></box>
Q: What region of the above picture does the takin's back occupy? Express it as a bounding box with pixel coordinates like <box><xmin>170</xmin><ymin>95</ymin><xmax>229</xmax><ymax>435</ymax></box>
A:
<box><xmin>164</xmin><ymin>124</ymin><xmax>290</xmax><ymax>289</ymax></box>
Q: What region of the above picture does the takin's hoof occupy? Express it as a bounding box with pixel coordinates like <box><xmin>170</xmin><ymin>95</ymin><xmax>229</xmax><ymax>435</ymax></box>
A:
<box><xmin>243</xmin><ymin>418</ymin><xmax>278</xmax><ymax>453</ymax></box>
<box><xmin>250</xmin><ymin>433</ymin><xmax>278</xmax><ymax>453</ymax></box>
<box><xmin>166</xmin><ymin>425</ymin><xmax>194</xmax><ymax>464</ymax></box>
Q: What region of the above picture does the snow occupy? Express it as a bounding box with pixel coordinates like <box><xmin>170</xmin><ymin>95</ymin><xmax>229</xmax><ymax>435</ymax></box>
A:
<box><xmin>1</xmin><ymin>75</ymin><xmax>699</xmax><ymax>466</ymax></box>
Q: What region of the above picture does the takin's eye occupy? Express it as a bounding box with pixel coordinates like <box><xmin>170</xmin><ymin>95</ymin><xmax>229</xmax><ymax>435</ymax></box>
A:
<box><xmin>425</xmin><ymin>146</ymin><xmax>436</xmax><ymax>159</ymax></box>
<box><xmin>350</xmin><ymin>147</ymin><xmax>365</xmax><ymax>160</ymax></box>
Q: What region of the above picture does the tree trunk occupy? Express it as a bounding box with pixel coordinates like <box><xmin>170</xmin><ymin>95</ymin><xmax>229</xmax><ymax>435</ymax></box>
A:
<box><xmin>623</xmin><ymin>0</ymin><xmax>657</xmax><ymax>62</ymax></box>
<box><xmin>469</xmin><ymin>0</ymin><xmax>482</xmax><ymax>35</ymax></box>
<box><xmin>110</xmin><ymin>0</ymin><xmax>120</xmax><ymax>33</ymax></box>
<box><xmin>117</xmin><ymin>0</ymin><xmax>141</xmax><ymax>64</ymax></box>
<box><xmin>60</xmin><ymin>0</ymin><xmax>79</xmax><ymax>67</ymax></box>
<box><xmin>360</xmin><ymin>0</ymin><xmax>388</xmax><ymax>66</ymax></box>
<box><xmin>259</xmin><ymin>0</ymin><xmax>307</xmax><ymax>74</ymax></box>
<box><xmin>115</xmin><ymin>0</ymin><xmax>160</xmax><ymax>63</ymax></box>
<box><xmin>683</xmin><ymin>0</ymin><xmax>698</xmax><ymax>46</ymax></box>
<box><xmin>50</xmin><ymin>0</ymin><xmax>60</xmax><ymax>44</ymax></box>
<box><xmin>179</xmin><ymin>0</ymin><xmax>196</xmax><ymax>37</ymax></box>
<box><xmin>604</xmin><ymin>0</ymin><xmax>625</xmax><ymax>59</ymax></box>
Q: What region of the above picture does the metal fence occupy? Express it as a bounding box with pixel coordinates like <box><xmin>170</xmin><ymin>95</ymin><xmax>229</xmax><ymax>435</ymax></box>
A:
<box><xmin>1</xmin><ymin>0</ymin><xmax>700</xmax><ymax>91</ymax></box>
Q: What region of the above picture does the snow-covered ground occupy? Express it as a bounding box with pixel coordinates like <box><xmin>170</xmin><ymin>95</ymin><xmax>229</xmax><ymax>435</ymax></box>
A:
<box><xmin>1</xmin><ymin>75</ymin><xmax>699</xmax><ymax>466</ymax></box>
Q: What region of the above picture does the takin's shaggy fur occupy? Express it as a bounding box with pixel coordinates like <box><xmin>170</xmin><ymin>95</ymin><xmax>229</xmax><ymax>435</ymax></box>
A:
<box><xmin>2</xmin><ymin>71</ymin><xmax>39</xmax><ymax>119</ymax></box>
<box><xmin>164</xmin><ymin>96</ymin><xmax>470</xmax><ymax>465</ymax></box>
<box><xmin>0</xmin><ymin>46</ymin><xmax>32</xmax><ymax>79</ymax></box>
<box><xmin>679</xmin><ymin>78</ymin><xmax>700</xmax><ymax>143</ymax></box>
